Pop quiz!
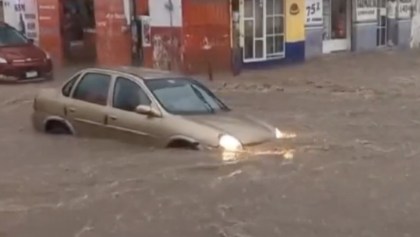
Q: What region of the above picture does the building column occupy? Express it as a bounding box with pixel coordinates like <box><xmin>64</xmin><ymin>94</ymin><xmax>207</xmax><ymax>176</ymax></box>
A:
<box><xmin>396</xmin><ymin>0</ymin><xmax>413</xmax><ymax>49</ymax></box>
<box><xmin>94</xmin><ymin>0</ymin><xmax>132</xmax><ymax>66</ymax></box>
<box><xmin>285</xmin><ymin>0</ymin><xmax>305</xmax><ymax>62</ymax></box>
<box><xmin>37</xmin><ymin>0</ymin><xmax>64</xmax><ymax>67</ymax></box>
<box><xmin>351</xmin><ymin>0</ymin><xmax>378</xmax><ymax>52</ymax></box>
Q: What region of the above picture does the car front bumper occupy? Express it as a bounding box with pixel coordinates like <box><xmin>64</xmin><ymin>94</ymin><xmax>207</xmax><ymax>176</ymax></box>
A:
<box><xmin>0</xmin><ymin>59</ymin><xmax>53</xmax><ymax>83</ymax></box>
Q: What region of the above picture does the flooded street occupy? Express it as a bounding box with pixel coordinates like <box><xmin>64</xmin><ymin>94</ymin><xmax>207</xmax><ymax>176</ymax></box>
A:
<box><xmin>2</xmin><ymin>50</ymin><xmax>420</xmax><ymax>236</ymax></box>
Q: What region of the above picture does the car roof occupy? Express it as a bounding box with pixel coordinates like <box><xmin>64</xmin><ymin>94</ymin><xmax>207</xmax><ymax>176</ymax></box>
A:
<box><xmin>85</xmin><ymin>66</ymin><xmax>187</xmax><ymax>80</ymax></box>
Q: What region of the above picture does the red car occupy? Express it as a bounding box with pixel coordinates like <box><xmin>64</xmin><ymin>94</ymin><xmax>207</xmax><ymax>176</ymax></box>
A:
<box><xmin>0</xmin><ymin>23</ymin><xmax>53</xmax><ymax>83</ymax></box>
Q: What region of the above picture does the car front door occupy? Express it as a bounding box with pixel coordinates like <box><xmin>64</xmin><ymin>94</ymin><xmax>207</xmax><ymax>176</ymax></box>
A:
<box><xmin>106</xmin><ymin>76</ymin><xmax>163</xmax><ymax>146</ymax></box>
<box><xmin>66</xmin><ymin>72</ymin><xmax>112</xmax><ymax>137</ymax></box>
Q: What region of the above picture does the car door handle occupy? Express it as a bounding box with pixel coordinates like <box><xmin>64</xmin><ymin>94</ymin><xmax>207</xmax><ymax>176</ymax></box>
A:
<box><xmin>68</xmin><ymin>107</ymin><xmax>76</xmax><ymax>113</ymax></box>
<box><xmin>108</xmin><ymin>115</ymin><xmax>117</xmax><ymax>120</ymax></box>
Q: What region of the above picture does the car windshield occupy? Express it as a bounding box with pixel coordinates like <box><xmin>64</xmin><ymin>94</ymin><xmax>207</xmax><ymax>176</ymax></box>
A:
<box><xmin>145</xmin><ymin>78</ymin><xmax>230</xmax><ymax>115</ymax></box>
<box><xmin>0</xmin><ymin>26</ymin><xmax>29</xmax><ymax>46</ymax></box>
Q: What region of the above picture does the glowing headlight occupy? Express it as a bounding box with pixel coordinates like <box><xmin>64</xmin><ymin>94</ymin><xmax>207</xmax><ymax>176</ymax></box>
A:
<box><xmin>219</xmin><ymin>134</ymin><xmax>242</xmax><ymax>151</ymax></box>
<box><xmin>275</xmin><ymin>128</ymin><xmax>283</xmax><ymax>139</ymax></box>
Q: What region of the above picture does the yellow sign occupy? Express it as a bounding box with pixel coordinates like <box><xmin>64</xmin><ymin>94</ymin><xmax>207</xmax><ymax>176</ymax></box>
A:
<box><xmin>285</xmin><ymin>0</ymin><xmax>305</xmax><ymax>42</ymax></box>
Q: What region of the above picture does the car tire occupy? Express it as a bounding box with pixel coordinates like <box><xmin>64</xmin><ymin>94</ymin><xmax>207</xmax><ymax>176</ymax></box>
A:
<box><xmin>45</xmin><ymin>120</ymin><xmax>71</xmax><ymax>135</ymax></box>
<box><xmin>167</xmin><ymin>139</ymin><xmax>200</xmax><ymax>150</ymax></box>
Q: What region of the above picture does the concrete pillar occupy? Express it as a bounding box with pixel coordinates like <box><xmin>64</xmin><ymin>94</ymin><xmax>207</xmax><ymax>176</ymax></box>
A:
<box><xmin>94</xmin><ymin>0</ymin><xmax>132</xmax><ymax>66</ymax></box>
<box><xmin>37</xmin><ymin>0</ymin><xmax>64</xmax><ymax>67</ymax></box>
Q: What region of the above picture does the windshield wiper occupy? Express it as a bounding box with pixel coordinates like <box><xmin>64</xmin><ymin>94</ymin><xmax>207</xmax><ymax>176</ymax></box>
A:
<box><xmin>190</xmin><ymin>85</ymin><xmax>215</xmax><ymax>113</ymax></box>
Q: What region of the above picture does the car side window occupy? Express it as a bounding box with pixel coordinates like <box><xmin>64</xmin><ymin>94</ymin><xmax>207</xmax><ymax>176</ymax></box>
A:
<box><xmin>73</xmin><ymin>73</ymin><xmax>111</xmax><ymax>106</ymax></box>
<box><xmin>62</xmin><ymin>73</ymin><xmax>80</xmax><ymax>97</ymax></box>
<box><xmin>113</xmin><ymin>77</ymin><xmax>151</xmax><ymax>112</ymax></box>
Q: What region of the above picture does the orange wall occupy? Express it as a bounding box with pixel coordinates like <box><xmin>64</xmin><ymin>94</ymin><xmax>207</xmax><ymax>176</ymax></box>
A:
<box><xmin>37</xmin><ymin>0</ymin><xmax>63</xmax><ymax>66</ymax></box>
<box><xmin>37</xmin><ymin>0</ymin><xmax>232</xmax><ymax>72</ymax></box>
<box><xmin>94</xmin><ymin>0</ymin><xmax>131</xmax><ymax>66</ymax></box>
<box><xmin>95</xmin><ymin>0</ymin><xmax>148</xmax><ymax>67</ymax></box>
<box><xmin>182</xmin><ymin>0</ymin><xmax>232</xmax><ymax>73</ymax></box>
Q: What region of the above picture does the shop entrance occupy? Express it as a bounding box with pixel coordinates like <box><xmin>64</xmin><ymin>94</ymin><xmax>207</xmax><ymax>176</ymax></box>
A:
<box><xmin>242</xmin><ymin>0</ymin><xmax>285</xmax><ymax>63</ymax></box>
<box><xmin>322</xmin><ymin>0</ymin><xmax>351</xmax><ymax>53</ymax></box>
<box><xmin>377</xmin><ymin>0</ymin><xmax>388</xmax><ymax>46</ymax></box>
<box><xmin>61</xmin><ymin>0</ymin><xmax>96</xmax><ymax>64</ymax></box>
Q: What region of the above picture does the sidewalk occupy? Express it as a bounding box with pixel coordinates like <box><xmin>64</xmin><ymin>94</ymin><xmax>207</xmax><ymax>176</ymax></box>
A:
<box><xmin>199</xmin><ymin>49</ymin><xmax>420</xmax><ymax>97</ymax></box>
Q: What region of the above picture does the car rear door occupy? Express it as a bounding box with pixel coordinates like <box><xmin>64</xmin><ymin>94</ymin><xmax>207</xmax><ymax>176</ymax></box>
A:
<box><xmin>66</xmin><ymin>72</ymin><xmax>112</xmax><ymax>137</ymax></box>
<box><xmin>105</xmin><ymin>76</ymin><xmax>163</xmax><ymax>146</ymax></box>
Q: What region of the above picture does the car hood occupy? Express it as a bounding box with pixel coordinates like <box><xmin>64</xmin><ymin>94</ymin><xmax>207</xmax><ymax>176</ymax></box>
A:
<box><xmin>185</xmin><ymin>112</ymin><xmax>275</xmax><ymax>145</ymax></box>
<box><xmin>0</xmin><ymin>44</ymin><xmax>46</xmax><ymax>61</ymax></box>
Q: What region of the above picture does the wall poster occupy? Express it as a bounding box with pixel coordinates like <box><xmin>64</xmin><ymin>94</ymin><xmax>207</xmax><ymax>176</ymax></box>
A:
<box><xmin>306</xmin><ymin>0</ymin><xmax>323</xmax><ymax>26</ymax></box>
<box><xmin>398</xmin><ymin>0</ymin><xmax>412</xmax><ymax>19</ymax></box>
<box><xmin>355</xmin><ymin>0</ymin><xmax>378</xmax><ymax>22</ymax></box>
<box><xmin>3</xmin><ymin>0</ymin><xmax>39</xmax><ymax>44</ymax></box>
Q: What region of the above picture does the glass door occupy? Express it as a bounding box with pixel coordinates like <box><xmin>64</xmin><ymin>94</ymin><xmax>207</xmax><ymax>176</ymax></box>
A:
<box><xmin>322</xmin><ymin>0</ymin><xmax>350</xmax><ymax>53</ymax></box>
<box><xmin>243</xmin><ymin>0</ymin><xmax>264</xmax><ymax>62</ymax></box>
<box><xmin>266</xmin><ymin>0</ymin><xmax>285</xmax><ymax>58</ymax></box>
<box><xmin>243</xmin><ymin>0</ymin><xmax>285</xmax><ymax>62</ymax></box>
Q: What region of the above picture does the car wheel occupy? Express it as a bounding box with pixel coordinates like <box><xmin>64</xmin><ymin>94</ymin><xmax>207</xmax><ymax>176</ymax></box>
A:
<box><xmin>167</xmin><ymin>139</ymin><xmax>200</xmax><ymax>150</ymax></box>
<box><xmin>45</xmin><ymin>120</ymin><xmax>71</xmax><ymax>135</ymax></box>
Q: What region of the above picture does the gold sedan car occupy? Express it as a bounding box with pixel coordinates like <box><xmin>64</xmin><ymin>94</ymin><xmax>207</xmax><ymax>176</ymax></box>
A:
<box><xmin>32</xmin><ymin>67</ymin><xmax>284</xmax><ymax>151</ymax></box>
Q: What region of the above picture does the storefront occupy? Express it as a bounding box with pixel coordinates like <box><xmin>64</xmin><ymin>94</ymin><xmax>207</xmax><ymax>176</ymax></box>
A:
<box><xmin>306</xmin><ymin>0</ymin><xmax>416</xmax><ymax>58</ymax></box>
<box><xmin>238</xmin><ymin>0</ymin><xmax>305</xmax><ymax>65</ymax></box>
<box><xmin>305</xmin><ymin>0</ymin><xmax>353</xmax><ymax>56</ymax></box>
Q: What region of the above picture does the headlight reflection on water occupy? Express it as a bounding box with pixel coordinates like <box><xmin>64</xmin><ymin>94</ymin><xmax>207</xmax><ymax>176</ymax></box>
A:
<box><xmin>222</xmin><ymin>149</ymin><xmax>296</xmax><ymax>163</ymax></box>
<box><xmin>275</xmin><ymin>128</ymin><xmax>297</xmax><ymax>139</ymax></box>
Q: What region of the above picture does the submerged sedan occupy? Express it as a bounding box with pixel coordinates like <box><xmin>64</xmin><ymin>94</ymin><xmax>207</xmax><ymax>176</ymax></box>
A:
<box><xmin>32</xmin><ymin>67</ymin><xmax>284</xmax><ymax>151</ymax></box>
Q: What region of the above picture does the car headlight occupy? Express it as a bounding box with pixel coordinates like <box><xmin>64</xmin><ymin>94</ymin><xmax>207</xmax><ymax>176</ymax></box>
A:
<box><xmin>45</xmin><ymin>52</ymin><xmax>51</xmax><ymax>60</ymax></box>
<box><xmin>219</xmin><ymin>134</ymin><xmax>242</xmax><ymax>151</ymax></box>
<box><xmin>0</xmin><ymin>57</ymin><xmax>8</xmax><ymax>64</ymax></box>
<box><xmin>275</xmin><ymin>128</ymin><xmax>283</xmax><ymax>139</ymax></box>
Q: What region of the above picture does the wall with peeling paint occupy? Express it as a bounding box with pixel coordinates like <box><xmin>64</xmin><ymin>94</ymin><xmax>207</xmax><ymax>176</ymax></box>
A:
<box><xmin>148</xmin><ymin>0</ymin><xmax>183</xmax><ymax>71</ymax></box>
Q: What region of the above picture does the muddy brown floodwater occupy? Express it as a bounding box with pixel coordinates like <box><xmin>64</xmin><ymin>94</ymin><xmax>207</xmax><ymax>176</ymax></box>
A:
<box><xmin>2</xmin><ymin>50</ymin><xmax>420</xmax><ymax>237</ymax></box>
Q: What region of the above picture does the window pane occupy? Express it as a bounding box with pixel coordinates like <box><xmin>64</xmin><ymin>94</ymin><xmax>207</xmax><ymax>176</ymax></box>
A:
<box><xmin>113</xmin><ymin>77</ymin><xmax>151</xmax><ymax>112</ymax></box>
<box><xmin>244</xmin><ymin>20</ymin><xmax>254</xmax><ymax>59</ymax></box>
<box><xmin>244</xmin><ymin>0</ymin><xmax>254</xmax><ymax>17</ymax></box>
<box><xmin>266</xmin><ymin>0</ymin><xmax>274</xmax><ymax>15</ymax></box>
<box><xmin>62</xmin><ymin>73</ymin><xmax>80</xmax><ymax>97</ymax></box>
<box><xmin>266</xmin><ymin>16</ymin><xmax>274</xmax><ymax>35</ymax></box>
<box><xmin>255</xmin><ymin>40</ymin><xmax>263</xmax><ymax>58</ymax></box>
<box><xmin>274</xmin><ymin>35</ymin><xmax>284</xmax><ymax>53</ymax></box>
<box><xmin>266</xmin><ymin>36</ymin><xmax>275</xmax><ymax>55</ymax></box>
<box><xmin>73</xmin><ymin>73</ymin><xmax>111</xmax><ymax>105</ymax></box>
<box><xmin>274</xmin><ymin>0</ymin><xmax>283</xmax><ymax>14</ymax></box>
<box><xmin>274</xmin><ymin>16</ymin><xmax>284</xmax><ymax>34</ymax></box>
<box><xmin>244</xmin><ymin>36</ymin><xmax>254</xmax><ymax>59</ymax></box>
<box><xmin>255</xmin><ymin>3</ymin><xmax>263</xmax><ymax>37</ymax></box>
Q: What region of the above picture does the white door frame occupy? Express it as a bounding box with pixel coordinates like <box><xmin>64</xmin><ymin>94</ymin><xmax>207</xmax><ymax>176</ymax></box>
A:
<box><xmin>377</xmin><ymin>0</ymin><xmax>388</xmax><ymax>47</ymax></box>
<box><xmin>322</xmin><ymin>0</ymin><xmax>352</xmax><ymax>54</ymax></box>
<box><xmin>241</xmin><ymin>0</ymin><xmax>285</xmax><ymax>63</ymax></box>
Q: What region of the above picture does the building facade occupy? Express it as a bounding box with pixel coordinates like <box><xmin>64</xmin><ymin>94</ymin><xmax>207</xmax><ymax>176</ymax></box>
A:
<box><xmin>1</xmin><ymin>0</ymin><xmax>418</xmax><ymax>72</ymax></box>
<box><xmin>305</xmin><ymin>0</ymin><xmax>417</xmax><ymax>59</ymax></box>
<box><xmin>31</xmin><ymin>0</ymin><xmax>306</xmax><ymax>73</ymax></box>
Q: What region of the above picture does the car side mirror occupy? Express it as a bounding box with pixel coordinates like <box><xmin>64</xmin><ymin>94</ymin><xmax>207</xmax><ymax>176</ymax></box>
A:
<box><xmin>135</xmin><ymin>105</ymin><xmax>161</xmax><ymax>117</ymax></box>
<box><xmin>28</xmin><ymin>39</ymin><xmax>34</xmax><ymax>44</ymax></box>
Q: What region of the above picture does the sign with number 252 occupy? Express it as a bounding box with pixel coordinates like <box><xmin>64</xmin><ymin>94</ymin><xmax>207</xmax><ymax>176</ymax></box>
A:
<box><xmin>306</xmin><ymin>0</ymin><xmax>323</xmax><ymax>26</ymax></box>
